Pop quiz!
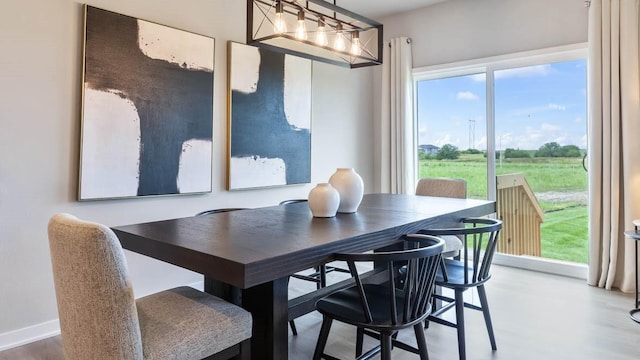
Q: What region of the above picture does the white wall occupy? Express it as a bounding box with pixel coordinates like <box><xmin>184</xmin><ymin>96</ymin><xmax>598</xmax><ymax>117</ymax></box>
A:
<box><xmin>382</xmin><ymin>0</ymin><xmax>588</xmax><ymax>68</ymax></box>
<box><xmin>372</xmin><ymin>0</ymin><xmax>588</xmax><ymax>191</ymax></box>
<box><xmin>0</xmin><ymin>0</ymin><xmax>374</xmax><ymax>348</ymax></box>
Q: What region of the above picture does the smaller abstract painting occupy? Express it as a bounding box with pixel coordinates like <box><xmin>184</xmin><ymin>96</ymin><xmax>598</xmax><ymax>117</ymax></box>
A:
<box><xmin>79</xmin><ymin>5</ymin><xmax>215</xmax><ymax>200</ymax></box>
<box><xmin>227</xmin><ymin>42</ymin><xmax>312</xmax><ymax>190</ymax></box>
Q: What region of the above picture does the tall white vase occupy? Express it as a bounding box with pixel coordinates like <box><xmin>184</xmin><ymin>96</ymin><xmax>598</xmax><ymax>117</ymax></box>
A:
<box><xmin>329</xmin><ymin>168</ymin><xmax>364</xmax><ymax>213</ymax></box>
<box><xmin>308</xmin><ymin>183</ymin><xmax>340</xmax><ymax>218</ymax></box>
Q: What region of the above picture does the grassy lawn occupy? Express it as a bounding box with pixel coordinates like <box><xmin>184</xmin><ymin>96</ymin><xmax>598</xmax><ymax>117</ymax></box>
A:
<box><xmin>542</xmin><ymin>206</ymin><xmax>588</xmax><ymax>263</ymax></box>
<box><xmin>420</xmin><ymin>154</ymin><xmax>588</xmax><ymax>263</ymax></box>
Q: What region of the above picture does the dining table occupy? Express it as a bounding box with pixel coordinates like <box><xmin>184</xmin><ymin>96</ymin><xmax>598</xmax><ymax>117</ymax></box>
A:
<box><xmin>112</xmin><ymin>193</ymin><xmax>495</xmax><ymax>360</ymax></box>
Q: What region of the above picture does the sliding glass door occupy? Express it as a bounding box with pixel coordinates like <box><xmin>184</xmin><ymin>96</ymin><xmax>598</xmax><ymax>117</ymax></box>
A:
<box><xmin>414</xmin><ymin>46</ymin><xmax>588</xmax><ymax>272</ymax></box>
<box><xmin>494</xmin><ymin>60</ymin><xmax>587</xmax><ymax>263</ymax></box>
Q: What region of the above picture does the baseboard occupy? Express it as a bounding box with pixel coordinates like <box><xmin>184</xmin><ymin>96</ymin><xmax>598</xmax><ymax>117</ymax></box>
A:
<box><xmin>0</xmin><ymin>280</ymin><xmax>205</xmax><ymax>352</ymax></box>
<box><xmin>494</xmin><ymin>253</ymin><xmax>588</xmax><ymax>280</ymax></box>
<box><xmin>0</xmin><ymin>319</ymin><xmax>60</xmax><ymax>352</ymax></box>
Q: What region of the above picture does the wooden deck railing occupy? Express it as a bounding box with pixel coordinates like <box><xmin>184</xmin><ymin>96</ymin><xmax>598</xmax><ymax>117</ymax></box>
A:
<box><xmin>496</xmin><ymin>173</ymin><xmax>544</xmax><ymax>256</ymax></box>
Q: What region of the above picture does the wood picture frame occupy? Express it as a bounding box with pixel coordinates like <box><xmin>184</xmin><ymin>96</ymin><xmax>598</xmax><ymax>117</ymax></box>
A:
<box><xmin>227</xmin><ymin>41</ymin><xmax>312</xmax><ymax>190</ymax></box>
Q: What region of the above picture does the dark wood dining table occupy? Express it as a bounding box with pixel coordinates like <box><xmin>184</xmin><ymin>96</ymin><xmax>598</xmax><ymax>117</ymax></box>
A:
<box><xmin>112</xmin><ymin>193</ymin><xmax>495</xmax><ymax>360</ymax></box>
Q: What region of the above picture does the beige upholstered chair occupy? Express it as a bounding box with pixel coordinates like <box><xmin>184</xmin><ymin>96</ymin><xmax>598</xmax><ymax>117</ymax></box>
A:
<box><xmin>415</xmin><ymin>177</ymin><xmax>467</xmax><ymax>199</ymax></box>
<box><xmin>48</xmin><ymin>213</ymin><xmax>252</xmax><ymax>360</ymax></box>
<box><xmin>415</xmin><ymin>177</ymin><xmax>467</xmax><ymax>257</ymax></box>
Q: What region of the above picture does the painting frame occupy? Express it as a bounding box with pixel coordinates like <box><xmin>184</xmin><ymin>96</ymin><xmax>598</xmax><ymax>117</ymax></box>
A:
<box><xmin>227</xmin><ymin>41</ymin><xmax>312</xmax><ymax>190</ymax></box>
<box><xmin>78</xmin><ymin>5</ymin><xmax>215</xmax><ymax>200</ymax></box>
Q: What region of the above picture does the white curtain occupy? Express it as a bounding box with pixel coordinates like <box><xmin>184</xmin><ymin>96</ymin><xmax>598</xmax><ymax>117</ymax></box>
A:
<box><xmin>588</xmin><ymin>0</ymin><xmax>640</xmax><ymax>292</ymax></box>
<box><xmin>380</xmin><ymin>37</ymin><xmax>416</xmax><ymax>194</ymax></box>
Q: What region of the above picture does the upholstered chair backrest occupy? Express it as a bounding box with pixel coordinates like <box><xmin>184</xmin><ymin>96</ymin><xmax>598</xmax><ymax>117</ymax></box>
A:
<box><xmin>48</xmin><ymin>213</ymin><xmax>143</xmax><ymax>360</ymax></box>
<box><xmin>415</xmin><ymin>177</ymin><xmax>467</xmax><ymax>199</ymax></box>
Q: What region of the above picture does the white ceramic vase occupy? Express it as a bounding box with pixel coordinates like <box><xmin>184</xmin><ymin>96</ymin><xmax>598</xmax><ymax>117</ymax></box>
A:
<box><xmin>308</xmin><ymin>183</ymin><xmax>340</xmax><ymax>218</ymax></box>
<box><xmin>329</xmin><ymin>168</ymin><xmax>364</xmax><ymax>213</ymax></box>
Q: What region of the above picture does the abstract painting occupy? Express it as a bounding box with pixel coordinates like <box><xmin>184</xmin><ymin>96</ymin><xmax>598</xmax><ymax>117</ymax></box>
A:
<box><xmin>227</xmin><ymin>42</ymin><xmax>312</xmax><ymax>190</ymax></box>
<box><xmin>79</xmin><ymin>5</ymin><xmax>214</xmax><ymax>200</ymax></box>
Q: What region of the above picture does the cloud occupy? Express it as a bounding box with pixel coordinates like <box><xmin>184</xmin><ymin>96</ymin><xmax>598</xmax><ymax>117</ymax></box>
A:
<box><xmin>457</xmin><ymin>91</ymin><xmax>478</xmax><ymax>100</ymax></box>
<box><xmin>548</xmin><ymin>103</ymin><xmax>566</xmax><ymax>111</ymax></box>
<box><xmin>496</xmin><ymin>65</ymin><xmax>553</xmax><ymax>79</ymax></box>
<box><xmin>553</xmin><ymin>136</ymin><xmax>568</xmax><ymax>145</ymax></box>
<box><xmin>541</xmin><ymin>123</ymin><xmax>560</xmax><ymax>131</ymax></box>
<box><xmin>470</xmin><ymin>74</ymin><xmax>486</xmax><ymax>82</ymax></box>
<box><xmin>434</xmin><ymin>134</ymin><xmax>452</xmax><ymax>147</ymax></box>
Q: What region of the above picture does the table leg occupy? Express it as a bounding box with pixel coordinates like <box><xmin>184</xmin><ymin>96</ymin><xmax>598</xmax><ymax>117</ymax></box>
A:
<box><xmin>205</xmin><ymin>276</ymin><xmax>290</xmax><ymax>360</ymax></box>
<box><xmin>631</xmin><ymin>239</ymin><xmax>640</xmax><ymax>324</ymax></box>
<box><xmin>634</xmin><ymin>240</ymin><xmax>640</xmax><ymax>309</ymax></box>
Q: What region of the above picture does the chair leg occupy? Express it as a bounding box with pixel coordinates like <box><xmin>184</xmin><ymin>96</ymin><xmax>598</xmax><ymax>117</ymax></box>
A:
<box><xmin>239</xmin><ymin>338</ymin><xmax>251</xmax><ymax>360</ymax></box>
<box><xmin>289</xmin><ymin>320</ymin><xmax>298</xmax><ymax>336</ymax></box>
<box><xmin>313</xmin><ymin>316</ymin><xmax>333</xmax><ymax>360</ymax></box>
<box><xmin>477</xmin><ymin>285</ymin><xmax>497</xmax><ymax>350</ymax></box>
<box><xmin>355</xmin><ymin>327</ymin><xmax>364</xmax><ymax>357</ymax></box>
<box><xmin>434</xmin><ymin>285</ymin><xmax>443</xmax><ymax>314</ymax></box>
<box><xmin>380</xmin><ymin>333</ymin><xmax>393</xmax><ymax>360</ymax></box>
<box><xmin>413</xmin><ymin>323</ymin><xmax>429</xmax><ymax>360</ymax></box>
<box><xmin>454</xmin><ymin>289</ymin><xmax>466</xmax><ymax>360</ymax></box>
<box><xmin>314</xmin><ymin>266</ymin><xmax>323</xmax><ymax>290</ymax></box>
<box><xmin>319</xmin><ymin>265</ymin><xmax>327</xmax><ymax>288</ymax></box>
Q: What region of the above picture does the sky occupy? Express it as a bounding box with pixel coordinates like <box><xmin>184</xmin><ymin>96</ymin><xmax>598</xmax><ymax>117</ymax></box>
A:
<box><xmin>416</xmin><ymin>59</ymin><xmax>587</xmax><ymax>151</ymax></box>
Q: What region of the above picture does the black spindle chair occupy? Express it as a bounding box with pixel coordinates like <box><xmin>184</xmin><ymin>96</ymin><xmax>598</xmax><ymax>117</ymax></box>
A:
<box><xmin>196</xmin><ymin>208</ymin><xmax>248</xmax><ymax>216</ymax></box>
<box><xmin>312</xmin><ymin>234</ymin><xmax>445</xmax><ymax>360</ymax></box>
<box><xmin>419</xmin><ymin>217</ymin><xmax>502</xmax><ymax>360</ymax></box>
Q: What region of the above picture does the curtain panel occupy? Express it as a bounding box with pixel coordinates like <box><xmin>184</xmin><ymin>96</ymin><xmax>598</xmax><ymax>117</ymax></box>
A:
<box><xmin>380</xmin><ymin>37</ymin><xmax>416</xmax><ymax>194</ymax></box>
<box><xmin>588</xmin><ymin>0</ymin><xmax>640</xmax><ymax>292</ymax></box>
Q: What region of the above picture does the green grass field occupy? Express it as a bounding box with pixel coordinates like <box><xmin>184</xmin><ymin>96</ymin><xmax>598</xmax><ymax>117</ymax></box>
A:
<box><xmin>420</xmin><ymin>154</ymin><xmax>588</xmax><ymax>263</ymax></box>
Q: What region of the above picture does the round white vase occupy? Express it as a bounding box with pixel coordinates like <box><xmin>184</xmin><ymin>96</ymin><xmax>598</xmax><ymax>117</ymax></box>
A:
<box><xmin>329</xmin><ymin>168</ymin><xmax>364</xmax><ymax>213</ymax></box>
<box><xmin>308</xmin><ymin>183</ymin><xmax>340</xmax><ymax>218</ymax></box>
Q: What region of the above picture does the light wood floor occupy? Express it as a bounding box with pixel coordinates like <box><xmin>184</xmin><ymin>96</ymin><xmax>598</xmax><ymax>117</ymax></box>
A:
<box><xmin>2</xmin><ymin>265</ymin><xmax>639</xmax><ymax>359</ymax></box>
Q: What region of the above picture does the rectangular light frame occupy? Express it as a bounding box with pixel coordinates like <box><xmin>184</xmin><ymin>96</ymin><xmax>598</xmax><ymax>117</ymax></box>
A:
<box><xmin>247</xmin><ymin>0</ymin><xmax>383</xmax><ymax>68</ymax></box>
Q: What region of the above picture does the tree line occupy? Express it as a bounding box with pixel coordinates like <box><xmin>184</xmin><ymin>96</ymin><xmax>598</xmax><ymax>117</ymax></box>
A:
<box><xmin>420</xmin><ymin>142</ymin><xmax>583</xmax><ymax>160</ymax></box>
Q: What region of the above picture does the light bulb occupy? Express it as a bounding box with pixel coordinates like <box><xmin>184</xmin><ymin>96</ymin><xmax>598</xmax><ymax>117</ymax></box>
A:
<box><xmin>295</xmin><ymin>10</ymin><xmax>307</xmax><ymax>40</ymax></box>
<box><xmin>316</xmin><ymin>18</ymin><xmax>328</xmax><ymax>46</ymax></box>
<box><xmin>350</xmin><ymin>31</ymin><xmax>361</xmax><ymax>56</ymax></box>
<box><xmin>334</xmin><ymin>24</ymin><xmax>345</xmax><ymax>51</ymax></box>
<box><xmin>274</xmin><ymin>1</ymin><xmax>287</xmax><ymax>34</ymax></box>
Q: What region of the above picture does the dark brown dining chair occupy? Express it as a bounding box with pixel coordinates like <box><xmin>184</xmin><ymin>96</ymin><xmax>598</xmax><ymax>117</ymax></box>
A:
<box><xmin>312</xmin><ymin>234</ymin><xmax>445</xmax><ymax>360</ymax></box>
<box><xmin>419</xmin><ymin>217</ymin><xmax>502</xmax><ymax>360</ymax></box>
<box><xmin>48</xmin><ymin>213</ymin><xmax>252</xmax><ymax>360</ymax></box>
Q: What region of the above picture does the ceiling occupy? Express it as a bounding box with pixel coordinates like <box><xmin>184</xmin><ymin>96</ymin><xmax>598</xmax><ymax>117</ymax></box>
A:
<box><xmin>342</xmin><ymin>0</ymin><xmax>448</xmax><ymax>19</ymax></box>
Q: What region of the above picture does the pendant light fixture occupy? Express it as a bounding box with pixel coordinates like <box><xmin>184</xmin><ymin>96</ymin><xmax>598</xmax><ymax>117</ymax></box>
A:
<box><xmin>247</xmin><ymin>0</ymin><xmax>383</xmax><ymax>68</ymax></box>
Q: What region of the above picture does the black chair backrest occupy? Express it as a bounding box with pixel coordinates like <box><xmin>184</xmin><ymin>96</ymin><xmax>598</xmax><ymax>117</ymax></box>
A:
<box><xmin>335</xmin><ymin>234</ymin><xmax>444</xmax><ymax>326</ymax></box>
<box><xmin>279</xmin><ymin>199</ymin><xmax>308</xmax><ymax>205</ymax></box>
<box><xmin>196</xmin><ymin>208</ymin><xmax>247</xmax><ymax>216</ymax></box>
<box><xmin>418</xmin><ymin>217</ymin><xmax>502</xmax><ymax>284</ymax></box>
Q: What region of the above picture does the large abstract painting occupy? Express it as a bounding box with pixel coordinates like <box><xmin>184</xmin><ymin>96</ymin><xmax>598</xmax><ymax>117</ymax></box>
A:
<box><xmin>79</xmin><ymin>5</ymin><xmax>214</xmax><ymax>200</ymax></box>
<box><xmin>227</xmin><ymin>42</ymin><xmax>312</xmax><ymax>190</ymax></box>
